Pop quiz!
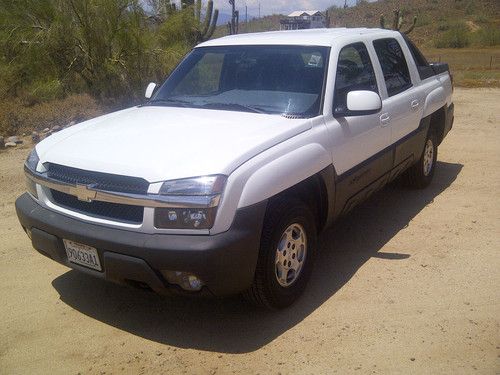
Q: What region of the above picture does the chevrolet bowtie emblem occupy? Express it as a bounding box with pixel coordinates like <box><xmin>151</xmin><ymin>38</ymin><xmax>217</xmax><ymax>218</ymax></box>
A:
<box><xmin>69</xmin><ymin>184</ymin><xmax>97</xmax><ymax>202</ymax></box>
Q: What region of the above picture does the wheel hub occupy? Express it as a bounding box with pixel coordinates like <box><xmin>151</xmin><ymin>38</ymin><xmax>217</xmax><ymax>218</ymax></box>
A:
<box><xmin>423</xmin><ymin>139</ymin><xmax>434</xmax><ymax>176</ymax></box>
<box><xmin>275</xmin><ymin>223</ymin><xmax>307</xmax><ymax>287</ymax></box>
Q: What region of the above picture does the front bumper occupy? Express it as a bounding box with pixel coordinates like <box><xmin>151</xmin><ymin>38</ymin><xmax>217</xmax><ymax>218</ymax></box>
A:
<box><xmin>16</xmin><ymin>193</ymin><xmax>267</xmax><ymax>296</ymax></box>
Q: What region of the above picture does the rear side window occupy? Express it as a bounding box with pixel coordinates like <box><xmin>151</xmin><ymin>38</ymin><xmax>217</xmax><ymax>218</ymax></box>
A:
<box><xmin>373</xmin><ymin>38</ymin><xmax>412</xmax><ymax>97</ymax></box>
<box><xmin>333</xmin><ymin>42</ymin><xmax>378</xmax><ymax>116</ymax></box>
<box><xmin>403</xmin><ymin>36</ymin><xmax>435</xmax><ymax>80</ymax></box>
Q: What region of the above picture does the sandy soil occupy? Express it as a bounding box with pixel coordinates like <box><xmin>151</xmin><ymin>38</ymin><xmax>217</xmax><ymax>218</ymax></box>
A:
<box><xmin>0</xmin><ymin>88</ymin><xmax>499</xmax><ymax>374</ymax></box>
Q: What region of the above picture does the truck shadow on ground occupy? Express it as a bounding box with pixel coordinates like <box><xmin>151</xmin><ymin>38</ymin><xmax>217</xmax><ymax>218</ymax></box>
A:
<box><xmin>52</xmin><ymin>161</ymin><xmax>463</xmax><ymax>353</ymax></box>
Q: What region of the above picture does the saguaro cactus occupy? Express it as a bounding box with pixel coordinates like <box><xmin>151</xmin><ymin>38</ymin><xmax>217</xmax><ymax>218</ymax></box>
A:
<box><xmin>227</xmin><ymin>0</ymin><xmax>239</xmax><ymax>35</ymax></box>
<box><xmin>194</xmin><ymin>0</ymin><xmax>219</xmax><ymax>42</ymax></box>
<box><xmin>186</xmin><ymin>0</ymin><xmax>219</xmax><ymax>43</ymax></box>
<box><xmin>380</xmin><ymin>9</ymin><xmax>417</xmax><ymax>35</ymax></box>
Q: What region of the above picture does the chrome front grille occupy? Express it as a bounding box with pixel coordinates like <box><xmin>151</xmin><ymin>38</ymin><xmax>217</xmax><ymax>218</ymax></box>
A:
<box><xmin>45</xmin><ymin>163</ymin><xmax>148</xmax><ymax>224</ymax></box>
<box><xmin>50</xmin><ymin>189</ymin><xmax>144</xmax><ymax>224</ymax></box>
<box><xmin>46</xmin><ymin>163</ymin><xmax>149</xmax><ymax>195</ymax></box>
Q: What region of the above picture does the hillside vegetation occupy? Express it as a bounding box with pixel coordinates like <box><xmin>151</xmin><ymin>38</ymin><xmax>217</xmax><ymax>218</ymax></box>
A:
<box><xmin>326</xmin><ymin>0</ymin><xmax>500</xmax><ymax>48</ymax></box>
<box><xmin>218</xmin><ymin>0</ymin><xmax>500</xmax><ymax>88</ymax></box>
<box><xmin>1</xmin><ymin>0</ymin><xmax>498</xmax><ymax>137</ymax></box>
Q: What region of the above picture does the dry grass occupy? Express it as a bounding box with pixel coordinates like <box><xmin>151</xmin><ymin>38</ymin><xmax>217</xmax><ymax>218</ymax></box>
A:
<box><xmin>0</xmin><ymin>94</ymin><xmax>105</xmax><ymax>137</ymax></box>
<box><xmin>422</xmin><ymin>48</ymin><xmax>500</xmax><ymax>87</ymax></box>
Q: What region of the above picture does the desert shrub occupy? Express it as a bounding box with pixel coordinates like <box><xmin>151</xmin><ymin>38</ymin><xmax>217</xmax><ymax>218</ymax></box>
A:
<box><xmin>417</xmin><ymin>14</ymin><xmax>431</xmax><ymax>27</ymax></box>
<box><xmin>473</xmin><ymin>14</ymin><xmax>489</xmax><ymax>23</ymax></box>
<box><xmin>475</xmin><ymin>25</ymin><xmax>500</xmax><ymax>46</ymax></box>
<box><xmin>436</xmin><ymin>23</ymin><xmax>471</xmax><ymax>48</ymax></box>
<box><xmin>437</xmin><ymin>22</ymin><xmax>451</xmax><ymax>32</ymax></box>
<box><xmin>0</xmin><ymin>94</ymin><xmax>106</xmax><ymax>136</ymax></box>
<box><xmin>24</xmin><ymin>79</ymin><xmax>65</xmax><ymax>105</ymax></box>
<box><xmin>464</xmin><ymin>1</ymin><xmax>475</xmax><ymax>15</ymax></box>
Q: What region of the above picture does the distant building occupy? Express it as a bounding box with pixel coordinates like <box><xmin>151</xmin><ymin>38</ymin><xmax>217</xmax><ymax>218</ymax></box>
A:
<box><xmin>279</xmin><ymin>10</ymin><xmax>326</xmax><ymax>31</ymax></box>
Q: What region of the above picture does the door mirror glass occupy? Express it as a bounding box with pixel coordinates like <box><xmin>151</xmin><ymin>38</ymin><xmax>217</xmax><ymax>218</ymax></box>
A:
<box><xmin>346</xmin><ymin>90</ymin><xmax>382</xmax><ymax>114</ymax></box>
<box><xmin>145</xmin><ymin>82</ymin><xmax>157</xmax><ymax>99</ymax></box>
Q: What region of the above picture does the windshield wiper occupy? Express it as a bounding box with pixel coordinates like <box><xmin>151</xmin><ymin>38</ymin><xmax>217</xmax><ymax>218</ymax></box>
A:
<box><xmin>198</xmin><ymin>102</ymin><xmax>268</xmax><ymax>114</ymax></box>
<box><xmin>147</xmin><ymin>98</ymin><xmax>191</xmax><ymax>107</ymax></box>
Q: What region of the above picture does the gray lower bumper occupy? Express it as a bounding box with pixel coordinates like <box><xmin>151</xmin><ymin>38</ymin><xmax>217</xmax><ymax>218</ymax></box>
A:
<box><xmin>16</xmin><ymin>193</ymin><xmax>267</xmax><ymax>296</ymax></box>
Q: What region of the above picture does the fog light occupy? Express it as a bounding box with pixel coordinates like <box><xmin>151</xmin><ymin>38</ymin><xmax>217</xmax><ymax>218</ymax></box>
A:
<box><xmin>161</xmin><ymin>270</ymin><xmax>204</xmax><ymax>291</ymax></box>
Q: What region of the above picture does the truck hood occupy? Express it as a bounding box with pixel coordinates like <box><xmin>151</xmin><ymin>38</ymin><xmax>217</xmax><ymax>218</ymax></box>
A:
<box><xmin>36</xmin><ymin>106</ymin><xmax>311</xmax><ymax>182</ymax></box>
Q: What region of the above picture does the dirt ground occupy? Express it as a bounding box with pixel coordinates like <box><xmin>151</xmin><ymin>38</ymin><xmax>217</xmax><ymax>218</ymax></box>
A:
<box><xmin>0</xmin><ymin>88</ymin><xmax>499</xmax><ymax>375</ymax></box>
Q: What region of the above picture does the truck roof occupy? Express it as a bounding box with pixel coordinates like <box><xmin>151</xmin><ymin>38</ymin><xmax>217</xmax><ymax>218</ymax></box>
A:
<box><xmin>197</xmin><ymin>28</ymin><xmax>399</xmax><ymax>48</ymax></box>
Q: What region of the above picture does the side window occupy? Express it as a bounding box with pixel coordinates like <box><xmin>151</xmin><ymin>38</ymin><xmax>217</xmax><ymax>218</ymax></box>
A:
<box><xmin>333</xmin><ymin>42</ymin><xmax>378</xmax><ymax>116</ymax></box>
<box><xmin>373</xmin><ymin>38</ymin><xmax>412</xmax><ymax>97</ymax></box>
<box><xmin>403</xmin><ymin>36</ymin><xmax>435</xmax><ymax>80</ymax></box>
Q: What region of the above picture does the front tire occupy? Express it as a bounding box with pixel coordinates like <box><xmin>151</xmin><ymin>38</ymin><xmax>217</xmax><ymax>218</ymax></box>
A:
<box><xmin>245</xmin><ymin>198</ymin><xmax>317</xmax><ymax>309</ymax></box>
<box><xmin>403</xmin><ymin>131</ymin><xmax>438</xmax><ymax>189</ymax></box>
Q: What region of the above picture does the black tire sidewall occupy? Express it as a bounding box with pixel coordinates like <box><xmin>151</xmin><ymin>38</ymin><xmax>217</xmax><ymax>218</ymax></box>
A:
<box><xmin>260</xmin><ymin>200</ymin><xmax>317</xmax><ymax>308</ymax></box>
<box><xmin>420</xmin><ymin>131</ymin><xmax>438</xmax><ymax>184</ymax></box>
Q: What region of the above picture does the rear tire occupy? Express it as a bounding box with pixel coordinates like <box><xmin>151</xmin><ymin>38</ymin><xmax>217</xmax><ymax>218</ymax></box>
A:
<box><xmin>403</xmin><ymin>131</ymin><xmax>438</xmax><ymax>189</ymax></box>
<box><xmin>245</xmin><ymin>198</ymin><xmax>317</xmax><ymax>309</ymax></box>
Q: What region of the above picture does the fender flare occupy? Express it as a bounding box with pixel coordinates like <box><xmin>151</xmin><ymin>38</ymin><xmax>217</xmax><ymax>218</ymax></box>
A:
<box><xmin>423</xmin><ymin>86</ymin><xmax>446</xmax><ymax>118</ymax></box>
<box><xmin>238</xmin><ymin>143</ymin><xmax>333</xmax><ymax>208</ymax></box>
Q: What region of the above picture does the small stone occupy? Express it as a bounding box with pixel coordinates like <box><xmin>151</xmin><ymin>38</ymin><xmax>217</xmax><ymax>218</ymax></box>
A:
<box><xmin>7</xmin><ymin>136</ymin><xmax>22</xmax><ymax>144</ymax></box>
<box><xmin>155</xmin><ymin>350</ymin><xmax>162</xmax><ymax>356</ymax></box>
<box><xmin>410</xmin><ymin>358</ymin><xmax>415</xmax><ymax>361</ymax></box>
<box><xmin>32</xmin><ymin>131</ymin><xmax>40</xmax><ymax>143</ymax></box>
<box><xmin>5</xmin><ymin>142</ymin><xmax>17</xmax><ymax>147</ymax></box>
<box><xmin>42</xmin><ymin>127</ymin><xmax>50</xmax><ymax>133</ymax></box>
<box><xmin>69</xmin><ymin>120</ymin><xmax>76</xmax><ymax>126</ymax></box>
<box><xmin>51</xmin><ymin>125</ymin><xmax>61</xmax><ymax>132</ymax></box>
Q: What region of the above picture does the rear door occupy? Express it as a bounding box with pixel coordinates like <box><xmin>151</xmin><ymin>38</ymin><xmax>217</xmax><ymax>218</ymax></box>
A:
<box><xmin>372</xmin><ymin>37</ymin><xmax>423</xmax><ymax>144</ymax></box>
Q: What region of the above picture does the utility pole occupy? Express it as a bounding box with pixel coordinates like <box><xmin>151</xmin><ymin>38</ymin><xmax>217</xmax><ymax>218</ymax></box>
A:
<box><xmin>258</xmin><ymin>2</ymin><xmax>260</xmax><ymax>18</ymax></box>
<box><xmin>245</xmin><ymin>5</ymin><xmax>247</xmax><ymax>23</ymax></box>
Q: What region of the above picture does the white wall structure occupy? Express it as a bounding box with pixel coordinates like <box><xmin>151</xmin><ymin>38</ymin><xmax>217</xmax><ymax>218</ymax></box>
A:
<box><xmin>280</xmin><ymin>10</ymin><xmax>326</xmax><ymax>30</ymax></box>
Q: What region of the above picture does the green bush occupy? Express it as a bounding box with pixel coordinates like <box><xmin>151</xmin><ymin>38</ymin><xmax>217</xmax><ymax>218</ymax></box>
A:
<box><xmin>436</xmin><ymin>23</ymin><xmax>471</xmax><ymax>48</ymax></box>
<box><xmin>437</xmin><ymin>22</ymin><xmax>451</xmax><ymax>31</ymax></box>
<box><xmin>475</xmin><ymin>25</ymin><xmax>500</xmax><ymax>46</ymax></box>
<box><xmin>25</xmin><ymin>79</ymin><xmax>65</xmax><ymax>104</ymax></box>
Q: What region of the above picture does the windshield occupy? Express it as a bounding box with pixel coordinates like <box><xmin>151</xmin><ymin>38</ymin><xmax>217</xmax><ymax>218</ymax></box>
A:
<box><xmin>149</xmin><ymin>45</ymin><xmax>329</xmax><ymax>117</ymax></box>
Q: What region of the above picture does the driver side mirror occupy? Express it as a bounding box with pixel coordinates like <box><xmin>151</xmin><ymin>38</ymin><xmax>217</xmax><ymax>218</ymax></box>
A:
<box><xmin>345</xmin><ymin>90</ymin><xmax>382</xmax><ymax>115</ymax></box>
<box><xmin>145</xmin><ymin>82</ymin><xmax>157</xmax><ymax>99</ymax></box>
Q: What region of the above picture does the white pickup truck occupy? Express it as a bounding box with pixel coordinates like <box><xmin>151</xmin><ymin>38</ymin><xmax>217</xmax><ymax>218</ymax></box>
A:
<box><xmin>16</xmin><ymin>28</ymin><xmax>453</xmax><ymax>309</ymax></box>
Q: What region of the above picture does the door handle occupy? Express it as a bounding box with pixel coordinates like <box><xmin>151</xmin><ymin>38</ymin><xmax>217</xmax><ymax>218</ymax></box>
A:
<box><xmin>380</xmin><ymin>113</ymin><xmax>390</xmax><ymax>127</ymax></box>
<box><xmin>411</xmin><ymin>100</ymin><xmax>420</xmax><ymax>110</ymax></box>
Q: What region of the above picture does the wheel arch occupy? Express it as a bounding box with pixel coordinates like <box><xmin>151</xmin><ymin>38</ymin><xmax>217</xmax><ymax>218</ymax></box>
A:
<box><xmin>237</xmin><ymin>144</ymin><xmax>336</xmax><ymax>233</ymax></box>
<box><xmin>428</xmin><ymin>105</ymin><xmax>447</xmax><ymax>145</ymax></box>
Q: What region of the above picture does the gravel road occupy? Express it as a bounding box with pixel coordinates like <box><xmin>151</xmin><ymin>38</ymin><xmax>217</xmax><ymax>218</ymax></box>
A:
<box><xmin>0</xmin><ymin>88</ymin><xmax>499</xmax><ymax>374</ymax></box>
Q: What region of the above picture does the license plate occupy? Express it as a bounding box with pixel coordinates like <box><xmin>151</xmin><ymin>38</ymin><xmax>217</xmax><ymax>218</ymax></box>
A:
<box><xmin>63</xmin><ymin>239</ymin><xmax>102</xmax><ymax>271</ymax></box>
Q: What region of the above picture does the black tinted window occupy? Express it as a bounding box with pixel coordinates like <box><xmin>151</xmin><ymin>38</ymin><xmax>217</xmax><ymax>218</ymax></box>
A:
<box><xmin>152</xmin><ymin>45</ymin><xmax>329</xmax><ymax>117</ymax></box>
<box><xmin>333</xmin><ymin>43</ymin><xmax>378</xmax><ymax>116</ymax></box>
<box><xmin>403</xmin><ymin>36</ymin><xmax>435</xmax><ymax>80</ymax></box>
<box><xmin>373</xmin><ymin>38</ymin><xmax>412</xmax><ymax>96</ymax></box>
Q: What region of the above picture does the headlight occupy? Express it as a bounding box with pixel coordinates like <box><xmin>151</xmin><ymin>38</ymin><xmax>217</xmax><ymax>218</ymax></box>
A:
<box><xmin>25</xmin><ymin>149</ymin><xmax>40</xmax><ymax>199</ymax></box>
<box><xmin>154</xmin><ymin>175</ymin><xmax>226</xmax><ymax>230</ymax></box>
